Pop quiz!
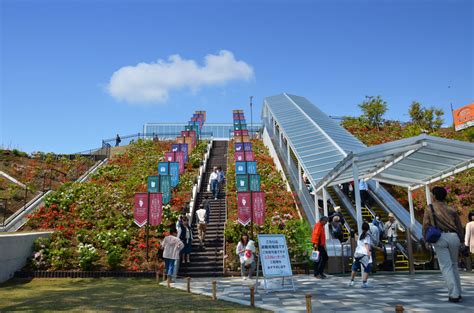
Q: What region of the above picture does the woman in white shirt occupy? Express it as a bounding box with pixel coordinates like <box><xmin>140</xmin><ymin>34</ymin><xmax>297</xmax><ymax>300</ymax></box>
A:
<box><xmin>236</xmin><ymin>234</ymin><xmax>256</xmax><ymax>279</ymax></box>
<box><xmin>349</xmin><ymin>222</ymin><xmax>373</xmax><ymax>288</ymax></box>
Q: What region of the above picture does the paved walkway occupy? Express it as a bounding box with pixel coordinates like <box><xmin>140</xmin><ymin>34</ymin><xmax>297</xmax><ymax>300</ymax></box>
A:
<box><xmin>164</xmin><ymin>272</ymin><xmax>474</xmax><ymax>312</ymax></box>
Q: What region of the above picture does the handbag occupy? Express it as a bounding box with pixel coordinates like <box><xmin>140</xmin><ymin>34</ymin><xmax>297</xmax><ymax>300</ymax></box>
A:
<box><xmin>425</xmin><ymin>204</ymin><xmax>442</xmax><ymax>243</ymax></box>
<box><xmin>310</xmin><ymin>250</ymin><xmax>320</xmax><ymax>262</ymax></box>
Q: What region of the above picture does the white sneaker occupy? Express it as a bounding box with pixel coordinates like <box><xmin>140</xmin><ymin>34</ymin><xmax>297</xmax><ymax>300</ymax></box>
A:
<box><xmin>244</xmin><ymin>276</ymin><xmax>248</xmax><ymax>280</ymax></box>
<box><xmin>361</xmin><ymin>282</ymin><xmax>373</xmax><ymax>288</ymax></box>
<box><xmin>348</xmin><ymin>280</ymin><xmax>355</xmax><ymax>287</ymax></box>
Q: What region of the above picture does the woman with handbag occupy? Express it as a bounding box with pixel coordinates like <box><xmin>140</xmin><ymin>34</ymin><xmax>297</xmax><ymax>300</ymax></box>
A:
<box><xmin>236</xmin><ymin>234</ymin><xmax>256</xmax><ymax>280</ymax></box>
<box><xmin>422</xmin><ymin>186</ymin><xmax>464</xmax><ymax>303</ymax></box>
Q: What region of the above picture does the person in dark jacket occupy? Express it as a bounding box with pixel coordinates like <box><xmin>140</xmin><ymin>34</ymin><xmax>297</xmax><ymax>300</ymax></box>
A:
<box><xmin>178</xmin><ymin>216</ymin><xmax>193</xmax><ymax>263</ymax></box>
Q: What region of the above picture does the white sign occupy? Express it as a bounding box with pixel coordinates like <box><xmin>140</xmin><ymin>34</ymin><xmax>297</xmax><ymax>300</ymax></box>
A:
<box><xmin>257</xmin><ymin>234</ymin><xmax>293</xmax><ymax>278</ymax></box>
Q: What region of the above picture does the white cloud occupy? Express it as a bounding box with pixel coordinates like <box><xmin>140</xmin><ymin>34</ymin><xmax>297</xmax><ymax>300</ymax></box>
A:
<box><xmin>107</xmin><ymin>50</ymin><xmax>254</xmax><ymax>104</ymax></box>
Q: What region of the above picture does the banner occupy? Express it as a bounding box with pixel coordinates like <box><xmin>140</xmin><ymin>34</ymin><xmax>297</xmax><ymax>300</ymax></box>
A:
<box><xmin>252</xmin><ymin>191</ymin><xmax>265</xmax><ymax>225</ymax></box>
<box><xmin>235</xmin><ymin>151</ymin><xmax>245</xmax><ymax>161</ymax></box>
<box><xmin>453</xmin><ymin>103</ymin><xmax>473</xmax><ymax>131</ymax></box>
<box><xmin>235</xmin><ymin>130</ymin><xmax>249</xmax><ymax>136</ymax></box>
<box><xmin>134</xmin><ymin>193</ymin><xmax>148</xmax><ymax>227</ymax></box>
<box><xmin>235</xmin><ymin>161</ymin><xmax>247</xmax><ymax>175</ymax></box>
<box><xmin>237</xmin><ymin>192</ymin><xmax>252</xmax><ymax>226</ymax></box>
<box><xmin>235</xmin><ymin>142</ymin><xmax>244</xmax><ymax>152</ymax></box>
<box><xmin>169</xmin><ymin>162</ymin><xmax>180</xmax><ymax>187</ymax></box>
<box><xmin>257</xmin><ymin>234</ymin><xmax>293</xmax><ymax>278</ymax></box>
<box><xmin>147</xmin><ymin>176</ymin><xmax>160</xmax><ymax>192</ymax></box>
<box><xmin>165</xmin><ymin>151</ymin><xmax>185</xmax><ymax>174</ymax></box>
<box><xmin>149</xmin><ymin>192</ymin><xmax>163</xmax><ymax>226</ymax></box>
<box><xmin>247</xmin><ymin>161</ymin><xmax>257</xmax><ymax>174</ymax></box>
<box><xmin>160</xmin><ymin>175</ymin><xmax>172</xmax><ymax>204</ymax></box>
<box><xmin>249</xmin><ymin>174</ymin><xmax>261</xmax><ymax>192</ymax></box>
<box><xmin>172</xmin><ymin>143</ymin><xmax>189</xmax><ymax>163</ymax></box>
<box><xmin>236</xmin><ymin>175</ymin><xmax>249</xmax><ymax>192</ymax></box>
<box><xmin>245</xmin><ymin>151</ymin><xmax>255</xmax><ymax>161</ymax></box>
<box><xmin>234</xmin><ymin>124</ymin><xmax>247</xmax><ymax>131</ymax></box>
<box><xmin>244</xmin><ymin>142</ymin><xmax>252</xmax><ymax>152</ymax></box>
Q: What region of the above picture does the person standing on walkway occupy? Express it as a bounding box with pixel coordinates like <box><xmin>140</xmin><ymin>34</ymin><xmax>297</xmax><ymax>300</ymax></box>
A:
<box><xmin>464</xmin><ymin>211</ymin><xmax>474</xmax><ymax>271</ymax></box>
<box><xmin>209</xmin><ymin>167</ymin><xmax>219</xmax><ymax>200</ymax></box>
<box><xmin>178</xmin><ymin>216</ymin><xmax>193</xmax><ymax>263</ymax></box>
<box><xmin>349</xmin><ymin>222</ymin><xmax>373</xmax><ymax>288</ymax></box>
<box><xmin>330</xmin><ymin>215</ymin><xmax>344</xmax><ymax>242</ymax></box>
<box><xmin>422</xmin><ymin>186</ymin><xmax>464</xmax><ymax>303</ymax></box>
<box><xmin>115</xmin><ymin>134</ymin><xmax>121</xmax><ymax>147</ymax></box>
<box><xmin>161</xmin><ymin>227</ymin><xmax>184</xmax><ymax>281</ymax></box>
<box><xmin>359</xmin><ymin>179</ymin><xmax>370</xmax><ymax>207</ymax></box>
<box><xmin>196</xmin><ymin>204</ymin><xmax>208</xmax><ymax>248</ymax></box>
<box><xmin>236</xmin><ymin>234</ymin><xmax>256</xmax><ymax>280</ymax></box>
<box><xmin>311</xmin><ymin>216</ymin><xmax>329</xmax><ymax>279</ymax></box>
<box><xmin>384</xmin><ymin>213</ymin><xmax>404</xmax><ymax>244</ymax></box>
<box><xmin>217</xmin><ymin>166</ymin><xmax>225</xmax><ymax>197</ymax></box>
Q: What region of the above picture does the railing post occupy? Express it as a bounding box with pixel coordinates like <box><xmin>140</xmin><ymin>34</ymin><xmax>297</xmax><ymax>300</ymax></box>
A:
<box><xmin>305</xmin><ymin>293</ymin><xmax>312</xmax><ymax>313</ymax></box>
<box><xmin>186</xmin><ymin>277</ymin><xmax>191</xmax><ymax>293</ymax></box>
<box><xmin>249</xmin><ymin>286</ymin><xmax>255</xmax><ymax>307</ymax></box>
<box><xmin>211</xmin><ymin>280</ymin><xmax>217</xmax><ymax>300</ymax></box>
<box><xmin>406</xmin><ymin>227</ymin><xmax>415</xmax><ymax>275</ymax></box>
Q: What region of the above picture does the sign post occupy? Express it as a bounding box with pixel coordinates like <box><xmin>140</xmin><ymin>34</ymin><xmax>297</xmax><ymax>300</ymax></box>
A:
<box><xmin>256</xmin><ymin>234</ymin><xmax>295</xmax><ymax>292</ymax></box>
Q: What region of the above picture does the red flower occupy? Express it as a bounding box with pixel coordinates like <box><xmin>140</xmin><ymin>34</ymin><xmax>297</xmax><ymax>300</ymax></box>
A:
<box><xmin>138</xmin><ymin>243</ymin><xmax>146</xmax><ymax>249</ymax></box>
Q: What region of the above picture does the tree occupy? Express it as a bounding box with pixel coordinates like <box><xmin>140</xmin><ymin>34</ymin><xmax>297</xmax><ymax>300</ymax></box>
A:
<box><xmin>358</xmin><ymin>96</ymin><xmax>388</xmax><ymax>130</ymax></box>
<box><xmin>408</xmin><ymin>101</ymin><xmax>444</xmax><ymax>131</ymax></box>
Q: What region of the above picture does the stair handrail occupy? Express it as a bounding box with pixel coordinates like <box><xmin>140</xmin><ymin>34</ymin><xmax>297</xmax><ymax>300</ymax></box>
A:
<box><xmin>189</xmin><ymin>140</ymin><xmax>212</xmax><ymax>224</ymax></box>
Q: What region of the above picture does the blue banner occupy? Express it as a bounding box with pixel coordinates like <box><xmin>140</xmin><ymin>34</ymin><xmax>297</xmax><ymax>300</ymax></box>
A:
<box><xmin>234</xmin><ymin>142</ymin><xmax>244</xmax><ymax>152</ymax></box>
<box><xmin>172</xmin><ymin>143</ymin><xmax>189</xmax><ymax>162</ymax></box>
<box><xmin>169</xmin><ymin>162</ymin><xmax>180</xmax><ymax>187</ymax></box>
<box><xmin>247</xmin><ymin>161</ymin><xmax>257</xmax><ymax>174</ymax></box>
<box><xmin>235</xmin><ymin>161</ymin><xmax>247</xmax><ymax>175</ymax></box>
<box><xmin>158</xmin><ymin>162</ymin><xmax>169</xmax><ymax>175</ymax></box>
<box><xmin>244</xmin><ymin>142</ymin><xmax>253</xmax><ymax>152</ymax></box>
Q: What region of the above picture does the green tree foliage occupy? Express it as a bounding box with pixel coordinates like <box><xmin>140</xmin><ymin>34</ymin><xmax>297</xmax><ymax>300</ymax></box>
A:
<box><xmin>358</xmin><ymin>96</ymin><xmax>388</xmax><ymax>129</ymax></box>
<box><xmin>408</xmin><ymin>101</ymin><xmax>444</xmax><ymax>131</ymax></box>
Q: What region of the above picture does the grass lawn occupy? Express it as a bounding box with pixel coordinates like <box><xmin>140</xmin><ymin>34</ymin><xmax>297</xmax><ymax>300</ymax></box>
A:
<box><xmin>0</xmin><ymin>278</ymin><xmax>267</xmax><ymax>312</ymax></box>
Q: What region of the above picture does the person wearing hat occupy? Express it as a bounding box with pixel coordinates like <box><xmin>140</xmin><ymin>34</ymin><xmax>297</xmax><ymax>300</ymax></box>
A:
<box><xmin>384</xmin><ymin>213</ymin><xmax>404</xmax><ymax>244</ymax></box>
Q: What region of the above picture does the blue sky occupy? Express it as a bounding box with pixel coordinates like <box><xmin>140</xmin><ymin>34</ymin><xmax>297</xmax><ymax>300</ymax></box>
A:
<box><xmin>1</xmin><ymin>0</ymin><xmax>472</xmax><ymax>153</ymax></box>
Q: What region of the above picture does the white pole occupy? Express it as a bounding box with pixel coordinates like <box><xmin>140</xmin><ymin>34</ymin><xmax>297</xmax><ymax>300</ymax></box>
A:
<box><xmin>298</xmin><ymin>162</ymin><xmax>303</xmax><ymax>191</ymax></box>
<box><xmin>352</xmin><ymin>160</ymin><xmax>363</xmax><ymax>235</ymax></box>
<box><xmin>408</xmin><ymin>188</ymin><xmax>415</xmax><ymax>227</ymax></box>
<box><xmin>314</xmin><ymin>190</ymin><xmax>320</xmax><ymax>223</ymax></box>
<box><xmin>287</xmin><ymin>141</ymin><xmax>291</xmax><ymax>165</ymax></box>
<box><xmin>425</xmin><ymin>184</ymin><xmax>432</xmax><ymax>205</ymax></box>
<box><xmin>323</xmin><ymin>188</ymin><xmax>330</xmax><ymax>238</ymax></box>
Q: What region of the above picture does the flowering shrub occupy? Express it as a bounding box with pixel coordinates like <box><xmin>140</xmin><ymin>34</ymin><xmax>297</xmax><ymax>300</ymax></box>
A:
<box><xmin>224</xmin><ymin>139</ymin><xmax>311</xmax><ymax>271</ymax></box>
<box><xmin>24</xmin><ymin>139</ymin><xmax>206</xmax><ymax>271</ymax></box>
<box><xmin>77</xmin><ymin>243</ymin><xmax>100</xmax><ymax>270</ymax></box>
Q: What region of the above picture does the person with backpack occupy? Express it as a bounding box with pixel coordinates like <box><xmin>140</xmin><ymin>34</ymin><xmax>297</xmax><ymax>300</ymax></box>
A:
<box><xmin>422</xmin><ymin>186</ymin><xmax>464</xmax><ymax>303</ymax></box>
<box><xmin>349</xmin><ymin>222</ymin><xmax>373</xmax><ymax>288</ymax></box>
<box><xmin>196</xmin><ymin>204</ymin><xmax>208</xmax><ymax>248</ymax></box>
<box><xmin>161</xmin><ymin>227</ymin><xmax>184</xmax><ymax>282</ymax></box>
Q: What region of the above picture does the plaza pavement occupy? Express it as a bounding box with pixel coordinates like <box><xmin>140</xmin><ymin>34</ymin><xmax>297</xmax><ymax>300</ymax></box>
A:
<box><xmin>164</xmin><ymin>272</ymin><xmax>474</xmax><ymax>312</ymax></box>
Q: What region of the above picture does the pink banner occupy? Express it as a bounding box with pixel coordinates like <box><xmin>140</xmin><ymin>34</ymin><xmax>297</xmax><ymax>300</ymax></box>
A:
<box><xmin>245</xmin><ymin>151</ymin><xmax>255</xmax><ymax>161</ymax></box>
<box><xmin>252</xmin><ymin>192</ymin><xmax>266</xmax><ymax>226</ymax></box>
<box><xmin>237</xmin><ymin>192</ymin><xmax>252</xmax><ymax>226</ymax></box>
<box><xmin>134</xmin><ymin>193</ymin><xmax>148</xmax><ymax>227</ymax></box>
<box><xmin>149</xmin><ymin>193</ymin><xmax>163</xmax><ymax>226</ymax></box>
<box><xmin>165</xmin><ymin>151</ymin><xmax>185</xmax><ymax>173</ymax></box>
<box><xmin>235</xmin><ymin>151</ymin><xmax>245</xmax><ymax>162</ymax></box>
<box><xmin>165</xmin><ymin>152</ymin><xmax>174</xmax><ymax>162</ymax></box>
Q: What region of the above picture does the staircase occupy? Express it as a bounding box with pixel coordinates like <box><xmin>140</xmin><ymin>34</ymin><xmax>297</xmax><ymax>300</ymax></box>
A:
<box><xmin>178</xmin><ymin>141</ymin><xmax>228</xmax><ymax>277</ymax></box>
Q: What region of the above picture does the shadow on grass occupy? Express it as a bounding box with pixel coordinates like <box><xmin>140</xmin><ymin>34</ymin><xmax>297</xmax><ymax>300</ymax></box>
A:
<box><xmin>0</xmin><ymin>278</ymin><xmax>265</xmax><ymax>312</ymax></box>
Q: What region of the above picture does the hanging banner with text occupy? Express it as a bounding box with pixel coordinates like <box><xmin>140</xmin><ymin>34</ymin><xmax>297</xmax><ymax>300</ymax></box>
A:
<box><xmin>149</xmin><ymin>192</ymin><xmax>163</xmax><ymax>226</ymax></box>
<box><xmin>252</xmin><ymin>191</ymin><xmax>265</xmax><ymax>225</ymax></box>
<box><xmin>237</xmin><ymin>192</ymin><xmax>252</xmax><ymax>226</ymax></box>
<box><xmin>147</xmin><ymin>175</ymin><xmax>171</xmax><ymax>204</ymax></box>
<box><xmin>172</xmin><ymin>143</ymin><xmax>189</xmax><ymax>163</ymax></box>
<box><xmin>165</xmin><ymin>151</ymin><xmax>185</xmax><ymax>174</ymax></box>
<box><xmin>236</xmin><ymin>174</ymin><xmax>261</xmax><ymax>192</ymax></box>
<box><xmin>158</xmin><ymin>162</ymin><xmax>180</xmax><ymax>188</ymax></box>
<box><xmin>257</xmin><ymin>234</ymin><xmax>293</xmax><ymax>278</ymax></box>
<box><xmin>134</xmin><ymin>193</ymin><xmax>148</xmax><ymax>227</ymax></box>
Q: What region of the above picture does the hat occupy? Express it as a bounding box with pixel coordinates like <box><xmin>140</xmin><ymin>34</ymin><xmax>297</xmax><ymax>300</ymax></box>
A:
<box><xmin>334</xmin><ymin>206</ymin><xmax>341</xmax><ymax>212</ymax></box>
<box><xmin>388</xmin><ymin>213</ymin><xmax>395</xmax><ymax>218</ymax></box>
